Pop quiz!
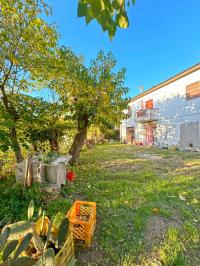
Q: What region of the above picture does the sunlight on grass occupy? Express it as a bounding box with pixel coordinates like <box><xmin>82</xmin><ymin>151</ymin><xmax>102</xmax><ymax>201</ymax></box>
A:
<box><xmin>72</xmin><ymin>144</ymin><xmax>200</xmax><ymax>265</ymax></box>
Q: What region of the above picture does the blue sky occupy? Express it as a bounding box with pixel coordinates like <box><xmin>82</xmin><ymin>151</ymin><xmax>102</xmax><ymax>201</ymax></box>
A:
<box><xmin>48</xmin><ymin>0</ymin><xmax>200</xmax><ymax>98</ymax></box>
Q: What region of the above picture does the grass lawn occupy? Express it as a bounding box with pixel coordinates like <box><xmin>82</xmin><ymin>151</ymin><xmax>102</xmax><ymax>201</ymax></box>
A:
<box><xmin>70</xmin><ymin>143</ymin><xmax>200</xmax><ymax>266</ymax></box>
<box><xmin>0</xmin><ymin>143</ymin><xmax>199</xmax><ymax>265</ymax></box>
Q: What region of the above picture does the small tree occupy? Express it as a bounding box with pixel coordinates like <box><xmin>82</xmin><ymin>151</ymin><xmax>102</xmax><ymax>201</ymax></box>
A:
<box><xmin>56</xmin><ymin>48</ymin><xmax>129</xmax><ymax>164</ymax></box>
<box><xmin>22</xmin><ymin>96</ymin><xmax>71</xmax><ymax>153</ymax></box>
<box><xmin>0</xmin><ymin>0</ymin><xmax>58</xmax><ymax>162</ymax></box>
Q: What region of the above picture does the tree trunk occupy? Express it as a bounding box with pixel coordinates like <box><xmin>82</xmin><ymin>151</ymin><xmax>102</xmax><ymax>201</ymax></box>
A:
<box><xmin>54</xmin><ymin>138</ymin><xmax>59</xmax><ymax>152</ymax></box>
<box><xmin>49</xmin><ymin>138</ymin><xmax>59</xmax><ymax>152</ymax></box>
<box><xmin>32</xmin><ymin>142</ymin><xmax>38</xmax><ymax>152</ymax></box>
<box><xmin>69</xmin><ymin>119</ymin><xmax>88</xmax><ymax>164</ymax></box>
<box><xmin>10</xmin><ymin>127</ymin><xmax>23</xmax><ymax>163</ymax></box>
<box><xmin>1</xmin><ymin>79</ymin><xmax>23</xmax><ymax>163</ymax></box>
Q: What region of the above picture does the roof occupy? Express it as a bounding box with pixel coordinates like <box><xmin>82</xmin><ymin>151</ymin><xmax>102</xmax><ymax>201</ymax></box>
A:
<box><xmin>131</xmin><ymin>63</ymin><xmax>200</xmax><ymax>102</ymax></box>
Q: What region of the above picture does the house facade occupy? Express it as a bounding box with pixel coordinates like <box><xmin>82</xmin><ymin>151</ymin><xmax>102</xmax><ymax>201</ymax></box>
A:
<box><xmin>120</xmin><ymin>63</ymin><xmax>200</xmax><ymax>150</ymax></box>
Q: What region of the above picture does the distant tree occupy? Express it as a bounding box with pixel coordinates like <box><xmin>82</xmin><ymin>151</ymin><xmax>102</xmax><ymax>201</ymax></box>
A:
<box><xmin>0</xmin><ymin>0</ymin><xmax>58</xmax><ymax>162</ymax></box>
<box><xmin>77</xmin><ymin>0</ymin><xmax>135</xmax><ymax>39</ymax></box>
<box><xmin>55</xmin><ymin>48</ymin><xmax>129</xmax><ymax>164</ymax></box>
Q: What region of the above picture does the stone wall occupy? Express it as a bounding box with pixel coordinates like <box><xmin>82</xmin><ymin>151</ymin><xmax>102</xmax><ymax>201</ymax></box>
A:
<box><xmin>16</xmin><ymin>158</ymin><xmax>45</xmax><ymax>184</ymax></box>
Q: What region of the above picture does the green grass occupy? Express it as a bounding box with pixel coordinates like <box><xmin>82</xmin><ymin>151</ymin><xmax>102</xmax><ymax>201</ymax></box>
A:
<box><xmin>0</xmin><ymin>144</ymin><xmax>199</xmax><ymax>265</ymax></box>
<box><xmin>70</xmin><ymin>144</ymin><xmax>200</xmax><ymax>265</ymax></box>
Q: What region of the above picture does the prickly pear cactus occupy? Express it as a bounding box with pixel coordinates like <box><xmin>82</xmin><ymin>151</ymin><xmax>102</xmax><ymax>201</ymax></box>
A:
<box><xmin>28</xmin><ymin>200</ymin><xmax>34</xmax><ymax>221</ymax></box>
<box><xmin>10</xmin><ymin>256</ymin><xmax>36</xmax><ymax>266</ymax></box>
<box><xmin>57</xmin><ymin>218</ymin><xmax>69</xmax><ymax>247</ymax></box>
<box><xmin>0</xmin><ymin>227</ymin><xmax>11</xmax><ymax>253</ymax></box>
<box><xmin>14</xmin><ymin>232</ymin><xmax>33</xmax><ymax>258</ymax></box>
<box><xmin>35</xmin><ymin>248</ymin><xmax>55</xmax><ymax>266</ymax></box>
<box><xmin>2</xmin><ymin>239</ymin><xmax>18</xmax><ymax>261</ymax></box>
<box><xmin>32</xmin><ymin>230</ymin><xmax>44</xmax><ymax>254</ymax></box>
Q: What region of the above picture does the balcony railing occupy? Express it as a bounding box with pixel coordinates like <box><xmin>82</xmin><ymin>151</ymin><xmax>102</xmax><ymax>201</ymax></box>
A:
<box><xmin>136</xmin><ymin>108</ymin><xmax>159</xmax><ymax>122</ymax></box>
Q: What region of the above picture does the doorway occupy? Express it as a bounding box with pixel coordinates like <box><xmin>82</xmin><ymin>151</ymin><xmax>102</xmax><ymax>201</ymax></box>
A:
<box><xmin>145</xmin><ymin>124</ymin><xmax>156</xmax><ymax>145</ymax></box>
<box><xmin>126</xmin><ymin>127</ymin><xmax>135</xmax><ymax>144</ymax></box>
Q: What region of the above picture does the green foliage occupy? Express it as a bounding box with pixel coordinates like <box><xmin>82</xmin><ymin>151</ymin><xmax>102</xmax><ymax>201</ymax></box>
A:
<box><xmin>0</xmin><ymin>0</ymin><xmax>58</xmax><ymax>160</ymax></box>
<box><xmin>53</xmin><ymin>48</ymin><xmax>129</xmax><ymax>162</ymax></box>
<box><xmin>77</xmin><ymin>0</ymin><xmax>135</xmax><ymax>39</ymax></box>
<box><xmin>56</xmin><ymin>48</ymin><xmax>129</xmax><ymax>129</ymax></box>
<box><xmin>0</xmin><ymin>181</ymin><xmax>44</xmax><ymax>222</ymax></box>
<box><xmin>0</xmin><ymin>150</ymin><xmax>16</xmax><ymax>177</ymax></box>
<box><xmin>45</xmin><ymin>198</ymin><xmax>71</xmax><ymax>219</ymax></box>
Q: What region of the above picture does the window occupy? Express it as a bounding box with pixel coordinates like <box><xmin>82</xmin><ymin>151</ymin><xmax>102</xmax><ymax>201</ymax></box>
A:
<box><xmin>186</xmin><ymin>81</ymin><xmax>200</xmax><ymax>100</ymax></box>
<box><xmin>127</xmin><ymin>107</ymin><xmax>132</xmax><ymax>117</ymax></box>
<box><xmin>145</xmin><ymin>99</ymin><xmax>153</xmax><ymax>109</ymax></box>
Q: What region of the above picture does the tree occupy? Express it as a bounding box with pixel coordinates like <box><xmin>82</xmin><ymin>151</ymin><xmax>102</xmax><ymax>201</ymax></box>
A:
<box><xmin>20</xmin><ymin>94</ymin><xmax>71</xmax><ymax>153</ymax></box>
<box><xmin>55</xmin><ymin>48</ymin><xmax>129</xmax><ymax>164</ymax></box>
<box><xmin>77</xmin><ymin>0</ymin><xmax>136</xmax><ymax>39</ymax></box>
<box><xmin>0</xmin><ymin>0</ymin><xmax>58</xmax><ymax>162</ymax></box>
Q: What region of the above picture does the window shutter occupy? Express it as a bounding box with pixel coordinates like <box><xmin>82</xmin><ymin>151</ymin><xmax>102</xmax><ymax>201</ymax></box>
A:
<box><xmin>145</xmin><ymin>99</ymin><xmax>153</xmax><ymax>109</ymax></box>
<box><xmin>186</xmin><ymin>81</ymin><xmax>200</xmax><ymax>100</ymax></box>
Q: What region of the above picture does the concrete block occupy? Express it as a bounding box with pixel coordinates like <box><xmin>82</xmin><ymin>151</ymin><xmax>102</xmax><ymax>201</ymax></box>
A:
<box><xmin>45</xmin><ymin>155</ymin><xmax>72</xmax><ymax>187</ymax></box>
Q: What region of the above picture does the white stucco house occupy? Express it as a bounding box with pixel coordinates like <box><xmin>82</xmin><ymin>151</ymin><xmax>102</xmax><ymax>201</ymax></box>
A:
<box><xmin>120</xmin><ymin>63</ymin><xmax>200</xmax><ymax>150</ymax></box>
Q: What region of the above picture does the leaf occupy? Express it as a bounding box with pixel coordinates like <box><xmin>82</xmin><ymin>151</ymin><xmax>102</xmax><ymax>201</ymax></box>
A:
<box><xmin>14</xmin><ymin>232</ymin><xmax>33</xmax><ymax>258</ymax></box>
<box><xmin>90</xmin><ymin>0</ymin><xmax>104</xmax><ymax>17</ymax></box>
<box><xmin>28</xmin><ymin>200</ymin><xmax>34</xmax><ymax>221</ymax></box>
<box><xmin>34</xmin><ymin>18</ymin><xmax>42</xmax><ymax>27</ymax></box>
<box><xmin>77</xmin><ymin>2</ymin><xmax>88</xmax><ymax>17</ymax></box>
<box><xmin>0</xmin><ymin>227</ymin><xmax>11</xmax><ymax>253</ymax></box>
<box><xmin>85</xmin><ymin>8</ymin><xmax>94</xmax><ymax>25</ymax></box>
<box><xmin>108</xmin><ymin>21</ymin><xmax>117</xmax><ymax>40</ymax></box>
<box><xmin>57</xmin><ymin>217</ymin><xmax>69</xmax><ymax>247</ymax></box>
<box><xmin>100</xmin><ymin>9</ymin><xmax>111</xmax><ymax>31</ymax></box>
<box><xmin>116</xmin><ymin>11</ymin><xmax>129</xmax><ymax>28</ymax></box>
<box><xmin>152</xmin><ymin>207</ymin><xmax>160</xmax><ymax>213</ymax></box>
<box><xmin>116</xmin><ymin>0</ymin><xmax>124</xmax><ymax>8</ymax></box>
<box><xmin>179</xmin><ymin>195</ymin><xmax>187</xmax><ymax>201</ymax></box>
<box><xmin>3</xmin><ymin>239</ymin><xmax>19</xmax><ymax>261</ymax></box>
<box><xmin>191</xmin><ymin>198</ymin><xmax>198</xmax><ymax>204</ymax></box>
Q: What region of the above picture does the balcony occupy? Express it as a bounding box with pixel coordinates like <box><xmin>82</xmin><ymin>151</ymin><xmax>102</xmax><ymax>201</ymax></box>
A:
<box><xmin>136</xmin><ymin>108</ymin><xmax>159</xmax><ymax>122</ymax></box>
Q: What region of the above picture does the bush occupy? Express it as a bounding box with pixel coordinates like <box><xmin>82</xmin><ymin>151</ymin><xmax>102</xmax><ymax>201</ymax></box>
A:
<box><xmin>45</xmin><ymin>198</ymin><xmax>72</xmax><ymax>221</ymax></box>
<box><xmin>0</xmin><ymin>179</ymin><xmax>44</xmax><ymax>222</ymax></box>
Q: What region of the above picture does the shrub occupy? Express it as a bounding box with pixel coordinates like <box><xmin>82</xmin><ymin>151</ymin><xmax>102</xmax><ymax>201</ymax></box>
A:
<box><xmin>0</xmin><ymin>181</ymin><xmax>44</xmax><ymax>222</ymax></box>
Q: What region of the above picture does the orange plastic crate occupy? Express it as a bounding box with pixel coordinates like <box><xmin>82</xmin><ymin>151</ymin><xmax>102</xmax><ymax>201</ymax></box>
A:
<box><xmin>67</xmin><ymin>201</ymin><xmax>96</xmax><ymax>248</ymax></box>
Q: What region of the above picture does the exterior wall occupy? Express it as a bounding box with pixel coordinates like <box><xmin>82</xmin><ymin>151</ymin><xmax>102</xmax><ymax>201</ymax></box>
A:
<box><xmin>121</xmin><ymin>68</ymin><xmax>200</xmax><ymax>149</ymax></box>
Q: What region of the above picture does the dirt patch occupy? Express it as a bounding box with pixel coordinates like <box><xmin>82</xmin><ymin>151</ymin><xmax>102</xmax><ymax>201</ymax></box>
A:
<box><xmin>136</xmin><ymin>153</ymin><xmax>163</xmax><ymax>160</ymax></box>
<box><xmin>76</xmin><ymin>220</ymin><xmax>114</xmax><ymax>266</ymax></box>
<box><xmin>76</xmin><ymin>241</ymin><xmax>111</xmax><ymax>266</ymax></box>
<box><xmin>144</xmin><ymin>214</ymin><xmax>182</xmax><ymax>251</ymax></box>
<box><xmin>102</xmin><ymin>158</ymin><xmax>146</xmax><ymax>172</ymax></box>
